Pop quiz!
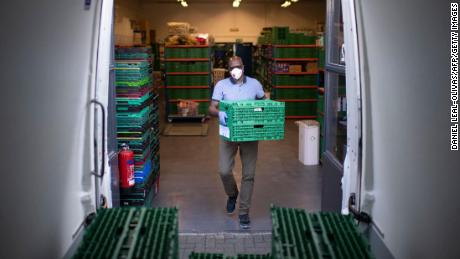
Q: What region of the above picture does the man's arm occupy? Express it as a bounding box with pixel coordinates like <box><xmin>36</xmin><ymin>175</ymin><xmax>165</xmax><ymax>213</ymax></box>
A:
<box><xmin>209</xmin><ymin>100</ymin><xmax>220</xmax><ymax>116</ymax></box>
<box><xmin>255</xmin><ymin>80</ymin><xmax>266</xmax><ymax>100</ymax></box>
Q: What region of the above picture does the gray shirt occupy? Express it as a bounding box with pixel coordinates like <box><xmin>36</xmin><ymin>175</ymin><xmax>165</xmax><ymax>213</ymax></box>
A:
<box><xmin>212</xmin><ymin>76</ymin><xmax>265</xmax><ymax>101</ymax></box>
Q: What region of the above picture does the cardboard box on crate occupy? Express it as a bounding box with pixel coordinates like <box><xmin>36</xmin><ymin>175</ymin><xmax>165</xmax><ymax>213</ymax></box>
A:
<box><xmin>219</xmin><ymin>100</ymin><xmax>285</xmax><ymax>142</ymax></box>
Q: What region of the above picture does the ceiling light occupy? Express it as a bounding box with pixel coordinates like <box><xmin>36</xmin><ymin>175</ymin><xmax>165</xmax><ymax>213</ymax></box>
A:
<box><xmin>181</xmin><ymin>1</ymin><xmax>188</xmax><ymax>7</ymax></box>
<box><xmin>291</xmin><ymin>0</ymin><xmax>298</xmax><ymax>2</ymax></box>
<box><xmin>233</xmin><ymin>0</ymin><xmax>241</xmax><ymax>8</ymax></box>
<box><xmin>281</xmin><ymin>1</ymin><xmax>291</xmax><ymax>8</ymax></box>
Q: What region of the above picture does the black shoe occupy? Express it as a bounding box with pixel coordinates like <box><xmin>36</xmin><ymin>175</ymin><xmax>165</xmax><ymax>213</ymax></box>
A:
<box><xmin>239</xmin><ymin>214</ymin><xmax>251</xmax><ymax>229</ymax></box>
<box><xmin>226</xmin><ymin>196</ymin><xmax>237</xmax><ymax>214</ymax></box>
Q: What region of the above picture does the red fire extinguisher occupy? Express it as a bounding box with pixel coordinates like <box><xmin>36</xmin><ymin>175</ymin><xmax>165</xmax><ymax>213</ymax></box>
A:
<box><xmin>118</xmin><ymin>144</ymin><xmax>134</xmax><ymax>188</ymax></box>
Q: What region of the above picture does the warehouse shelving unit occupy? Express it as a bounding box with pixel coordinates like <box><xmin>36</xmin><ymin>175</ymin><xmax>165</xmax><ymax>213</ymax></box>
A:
<box><xmin>115</xmin><ymin>46</ymin><xmax>160</xmax><ymax>207</ymax></box>
<box><xmin>256</xmin><ymin>27</ymin><xmax>320</xmax><ymax>119</ymax></box>
<box><xmin>164</xmin><ymin>45</ymin><xmax>212</xmax><ymax>122</ymax></box>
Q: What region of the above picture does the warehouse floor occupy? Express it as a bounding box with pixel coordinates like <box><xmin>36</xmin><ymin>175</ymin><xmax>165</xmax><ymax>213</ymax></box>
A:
<box><xmin>152</xmin><ymin>117</ymin><xmax>323</xmax><ymax>233</ymax></box>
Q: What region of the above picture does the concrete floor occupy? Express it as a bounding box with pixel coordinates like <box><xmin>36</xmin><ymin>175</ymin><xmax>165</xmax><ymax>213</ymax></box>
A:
<box><xmin>151</xmin><ymin>118</ymin><xmax>323</xmax><ymax>233</ymax></box>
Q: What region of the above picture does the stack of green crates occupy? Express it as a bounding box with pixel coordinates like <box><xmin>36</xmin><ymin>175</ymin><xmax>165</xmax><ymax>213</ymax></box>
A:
<box><xmin>284</xmin><ymin>101</ymin><xmax>317</xmax><ymax>117</ymax></box>
<box><xmin>274</xmin><ymin>88</ymin><xmax>318</xmax><ymax>100</ymax></box>
<box><xmin>166</xmin><ymin>61</ymin><xmax>210</xmax><ymax>72</ymax></box>
<box><xmin>271</xmin><ymin>206</ymin><xmax>375</xmax><ymax>259</ymax></box>
<box><xmin>164</xmin><ymin>47</ymin><xmax>209</xmax><ymax>58</ymax></box>
<box><xmin>272</xmin><ymin>75</ymin><xmax>317</xmax><ymax>86</ymax></box>
<box><xmin>116</xmin><ymin>47</ymin><xmax>160</xmax><ymax>206</ymax></box>
<box><xmin>219</xmin><ymin>100</ymin><xmax>285</xmax><ymax>142</ymax></box>
<box><xmin>165</xmin><ymin>46</ymin><xmax>211</xmax><ymax>118</ymax></box>
<box><xmin>272</xmin><ymin>48</ymin><xmax>317</xmax><ymax>58</ymax></box>
<box><xmin>72</xmin><ymin>207</ymin><xmax>179</xmax><ymax>259</ymax></box>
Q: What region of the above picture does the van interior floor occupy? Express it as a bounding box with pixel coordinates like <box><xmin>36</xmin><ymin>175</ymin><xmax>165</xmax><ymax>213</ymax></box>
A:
<box><xmin>152</xmin><ymin>118</ymin><xmax>323</xmax><ymax>232</ymax></box>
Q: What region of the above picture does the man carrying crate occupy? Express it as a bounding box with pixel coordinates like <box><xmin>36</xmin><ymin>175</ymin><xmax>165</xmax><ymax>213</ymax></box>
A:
<box><xmin>209</xmin><ymin>56</ymin><xmax>265</xmax><ymax>229</ymax></box>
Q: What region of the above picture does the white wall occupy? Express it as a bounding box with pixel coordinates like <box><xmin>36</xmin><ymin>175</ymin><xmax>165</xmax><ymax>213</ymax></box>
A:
<box><xmin>357</xmin><ymin>0</ymin><xmax>460</xmax><ymax>258</ymax></box>
<box><xmin>138</xmin><ymin>0</ymin><xmax>325</xmax><ymax>43</ymax></box>
<box><xmin>0</xmin><ymin>0</ymin><xmax>102</xmax><ymax>258</ymax></box>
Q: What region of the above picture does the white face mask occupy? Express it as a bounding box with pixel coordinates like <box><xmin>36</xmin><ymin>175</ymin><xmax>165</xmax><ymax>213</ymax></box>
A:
<box><xmin>230</xmin><ymin>67</ymin><xmax>243</xmax><ymax>80</ymax></box>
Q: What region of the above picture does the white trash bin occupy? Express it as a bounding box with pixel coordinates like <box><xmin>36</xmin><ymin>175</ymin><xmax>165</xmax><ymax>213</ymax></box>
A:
<box><xmin>297</xmin><ymin>120</ymin><xmax>319</xmax><ymax>165</ymax></box>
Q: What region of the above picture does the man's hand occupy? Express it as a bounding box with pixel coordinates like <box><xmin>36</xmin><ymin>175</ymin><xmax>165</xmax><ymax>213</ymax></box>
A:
<box><xmin>218</xmin><ymin>111</ymin><xmax>227</xmax><ymax>126</ymax></box>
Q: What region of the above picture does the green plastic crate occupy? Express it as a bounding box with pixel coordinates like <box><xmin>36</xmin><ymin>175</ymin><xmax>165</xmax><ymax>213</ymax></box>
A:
<box><xmin>272</xmin><ymin>47</ymin><xmax>317</xmax><ymax>58</ymax></box>
<box><xmin>115</xmin><ymin>61</ymin><xmax>150</xmax><ymax>69</ymax></box>
<box><xmin>116</xmin><ymin>77</ymin><xmax>152</xmax><ymax>87</ymax></box>
<box><xmin>219</xmin><ymin>121</ymin><xmax>284</xmax><ymax>142</ymax></box>
<box><xmin>116</xmin><ymin>92</ymin><xmax>153</xmax><ymax>106</ymax></box>
<box><xmin>166</xmin><ymin>75</ymin><xmax>210</xmax><ymax>86</ymax></box>
<box><xmin>165</xmin><ymin>47</ymin><xmax>209</xmax><ymax>58</ymax></box>
<box><xmin>284</xmin><ymin>101</ymin><xmax>317</xmax><ymax>116</ymax></box>
<box><xmin>273</xmin><ymin>88</ymin><xmax>318</xmax><ymax>99</ymax></box>
<box><xmin>272</xmin><ymin>75</ymin><xmax>317</xmax><ymax>86</ymax></box>
<box><xmin>272</xmin><ymin>27</ymin><xmax>289</xmax><ymax>44</ymax></box>
<box><xmin>219</xmin><ymin>100</ymin><xmax>285</xmax><ymax>125</ymax></box>
<box><xmin>73</xmin><ymin>207</ymin><xmax>179</xmax><ymax>259</ymax></box>
<box><xmin>167</xmin><ymin>88</ymin><xmax>210</xmax><ymax>99</ymax></box>
<box><xmin>271</xmin><ymin>206</ymin><xmax>374</xmax><ymax>259</ymax></box>
<box><xmin>166</xmin><ymin>61</ymin><xmax>210</xmax><ymax>72</ymax></box>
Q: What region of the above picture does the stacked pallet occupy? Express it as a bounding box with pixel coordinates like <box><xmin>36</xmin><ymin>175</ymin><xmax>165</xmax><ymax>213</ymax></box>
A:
<box><xmin>189</xmin><ymin>253</ymin><xmax>271</xmax><ymax>259</ymax></box>
<box><xmin>72</xmin><ymin>207</ymin><xmax>179</xmax><ymax>259</ymax></box>
<box><xmin>271</xmin><ymin>206</ymin><xmax>375</xmax><ymax>259</ymax></box>
<box><xmin>71</xmin><ymin>206</ymin><xmax>375</xmax><ymax>258</ymax></box>
<box><xmin>219</xmin><ymin>100</ymin><xmax>285</xmax><ymax>142</ymax></box>
<box><xmin>115</xmin><ymin>47</ymin><xmax>160</xmax><ymax>206</ymax></box>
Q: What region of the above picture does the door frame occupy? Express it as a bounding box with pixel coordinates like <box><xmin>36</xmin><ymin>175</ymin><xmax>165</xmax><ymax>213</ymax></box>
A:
<box><xmin>322</xmin><ymin>0</ymin><xmax>363</xmax><ymax>212</ymax></box>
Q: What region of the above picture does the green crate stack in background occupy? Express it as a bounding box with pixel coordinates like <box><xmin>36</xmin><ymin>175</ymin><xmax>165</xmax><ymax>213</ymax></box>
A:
<box><xmin>72</xmin><ymin>207</ymin><xmax>179</xmax><ymax>259</ymax></box>
<box><xmin>165</xmin><ymin>47</ymin><xmax>210</xmax><ymax>59</ymax></box>
<box><xmin>219</xmin><ymin>100</ymin><xmax>285</xmax><ymax>142</ymax></box>
<box><xmin>164</xmin><ymin>45</ymin><xmax>212</xmax><ymax>119</ymax></box>
<box><xmin>115</xmin><ymin>46</ymin><xmax>160</xmax><ymax>206</ymax></box>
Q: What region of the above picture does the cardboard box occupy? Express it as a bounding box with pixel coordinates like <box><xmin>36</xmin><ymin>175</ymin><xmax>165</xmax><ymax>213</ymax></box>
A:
<box><xmin>306</xmin><ymin>62</ymin><xmax>318</xmax><ymax>73</ymax></box>
<box><xmin>289</xmin><ymin>65</ymin><xmax>302</xmax><ymax>73</ymax></box>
